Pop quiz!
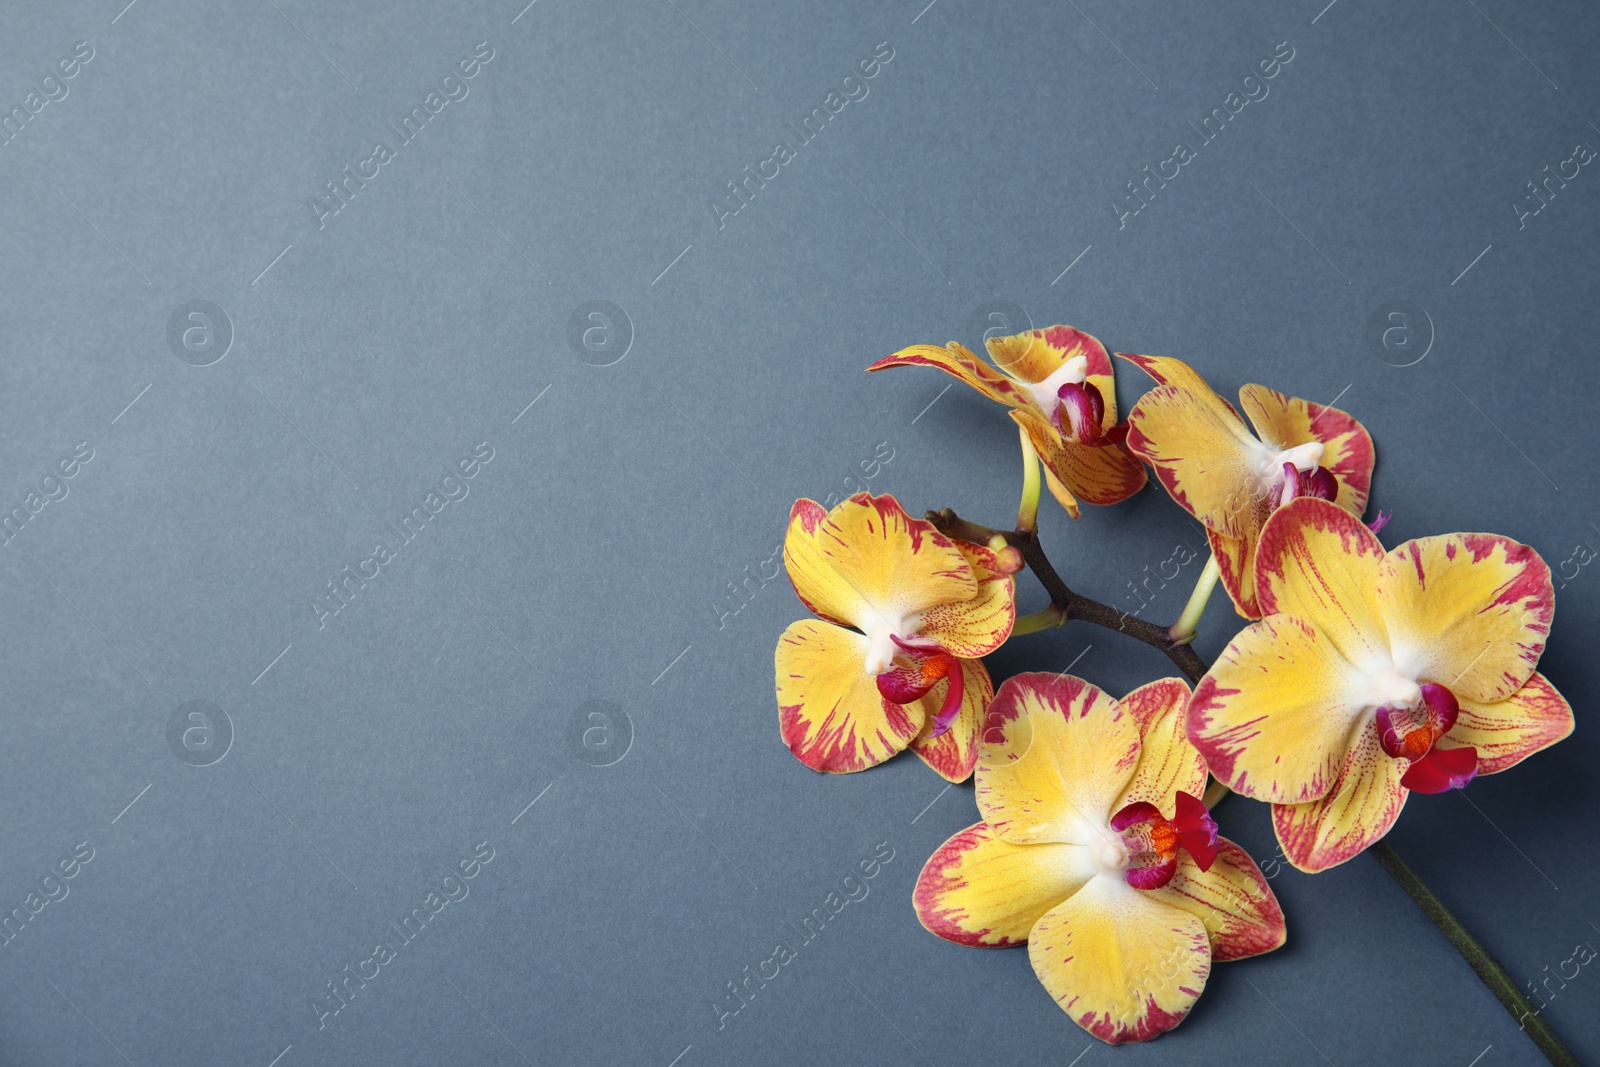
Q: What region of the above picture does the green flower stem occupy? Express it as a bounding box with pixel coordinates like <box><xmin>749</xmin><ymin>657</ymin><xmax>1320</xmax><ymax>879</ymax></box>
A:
<box><xmin>1370</xmin><ymin>843</ymin><xmax>1579</xmax><ymax>1066</ymax></box>
<box><xmin>928</xmin><ymin>503</ymin><xmax>1579</xmax><ymax>1065</ymax></box>
<box><xmin>1016</xmin><ymin>428</ymin><xmax>1042</xmax><ymax>535</ymax></box>
<box><xmin>1168</xmin><ymin>551</ymin><xmax>1221</xmax><ymax>646</ymax></box>
<box><xmin>1011</xmin><ymin>604</ymin><xmax>1065</xmax><ymax>635</ymax></box>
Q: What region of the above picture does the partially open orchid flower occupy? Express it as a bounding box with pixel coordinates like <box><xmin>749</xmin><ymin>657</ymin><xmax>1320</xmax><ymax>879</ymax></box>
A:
<box><xmin>775</xmin><ymin>494</ymin><xmax>1019</xmax><ymax>781</ymax></box>
<box><xmin>913</xmin><ymin>673</ymin><xmax>1285</xmax><ymax>1044</ymax></box>
<box><xmin>1121</xmin><ymin>353</ymin><xmax>1374</xmax><ymax>618</ymax></box>
<box><xmin>1189</xmin><ymin>498</ymin><xmax>1574</xmax><ymax>872</ymax></box>
<box><xmin>868</xmin><ymin>326</ymin><xmax>1146</xmax><ymax>517</ymax></box>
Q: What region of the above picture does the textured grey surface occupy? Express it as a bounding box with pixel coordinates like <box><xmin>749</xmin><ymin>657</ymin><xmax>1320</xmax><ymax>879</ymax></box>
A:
<box><xmin>0</xmin><ymin>0</ymin><xmax>1596</xmax><ymax>1064</ymax></box>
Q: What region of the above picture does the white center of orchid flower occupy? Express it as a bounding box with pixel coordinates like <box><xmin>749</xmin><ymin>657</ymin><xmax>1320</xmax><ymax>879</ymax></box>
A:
<box><xmin>1092</xmin><ymin>833</ymin><xmax>1129</xmax><ymax>874</ymax></box>
<box><xmin>1026</xmin><ymin>354</ymin><xmax>1088</xmax><ymax>413</ymax></box>
<box><xmin>863</xmin><ymin>623</ymin><xmax>908</xmax><ymax>676</ymax></box>
<box><xmin>1252</xmin><ymin>440</ymin><xmax>1327</xmax><ymax>490</ymax></box>
<box><xmin>1275</xmin><ymin>441</ymin><xmax>1325</xmax><ymax>473</ymax></box>
<box><xmin>1366</xmin><ymin>670</ymin><xmax>1422</xmax><ymax>710</ymax></box>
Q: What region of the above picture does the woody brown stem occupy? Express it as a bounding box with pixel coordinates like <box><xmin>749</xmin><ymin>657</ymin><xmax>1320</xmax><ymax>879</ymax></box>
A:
<box><xmin>925</xmin><ymin>508</ymin><xmax>1208</xmax><ymax>683</ymax></box>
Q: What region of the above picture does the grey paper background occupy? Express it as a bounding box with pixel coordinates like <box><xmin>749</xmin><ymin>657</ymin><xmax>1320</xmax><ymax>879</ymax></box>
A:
<box><xmin>0</xmin><ymin>0</ymin><xmax>1596</xmax><ymax>1064</ymax></box>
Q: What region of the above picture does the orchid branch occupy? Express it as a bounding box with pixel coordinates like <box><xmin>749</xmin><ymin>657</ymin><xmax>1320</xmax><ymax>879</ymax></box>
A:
<box><xmin>925</xmin><ymin>508</ymin><xmax>1209</xmax><ymax>684</ymax></box>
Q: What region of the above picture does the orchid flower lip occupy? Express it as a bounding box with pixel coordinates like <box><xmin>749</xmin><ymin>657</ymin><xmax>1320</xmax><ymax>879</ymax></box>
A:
<box><xmin>1026</xmin><ymin>353</ymin><xmax>1088</xmax><ymax>412</ymax></box>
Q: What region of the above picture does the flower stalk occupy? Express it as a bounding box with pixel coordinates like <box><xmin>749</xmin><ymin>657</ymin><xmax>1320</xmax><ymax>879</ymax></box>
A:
<box><xmin>1168</xmin><ymin>551</ymin><xmax>1221</xmax><ymax>645</ymax></box>
<box><xmin>1016</xmin><ymin>427</ymin><xmax>1042</xmax><ymax>534</ymax></box>
<box><xmin>1370</xmin><ymin>843</ymin><xmax>1579</xmax><ymax>1066</ymax></box>
<box><xmin>926</xmin><ymin>508</ymin><xmax>1209</xmax><ymax>684</ymax></box>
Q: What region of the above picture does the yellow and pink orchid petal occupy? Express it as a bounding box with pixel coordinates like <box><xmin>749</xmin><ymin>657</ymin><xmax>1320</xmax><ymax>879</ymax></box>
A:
<box><xmin>1123</xmin><ymin>379</ymin><xmax>1264</xmax><ymax>540</ymax></box>
<box><xmin>1237</xmin><ymin>383</ymin><xmax>1374</xmax><ymax>516</ymax></box>
<box><xmin>1119</xmin><ymin>352</ymin><xmax>1242</xmax><ymax>401</ymax></box>
<box><xmin>867</xmin><ymin>342</ymin><xmax>1032</xmax><ymax>409</ymax></box>
<box><xmin>775</xmin><ymin>619</ymin><xmax>921</xmax><ymax>773</ymax></box>
<box><xmin>1042</xmin><ymin>462</ymin><xmax>1081</xmax><ymax>519</ymax></box>
<box><xmin>783</xmin><ymin>494</ymin><xmax>976</xmax><ymax>634</ymax></box>
<box><xmin>1189</xmin><ymin>613</ymin><xmax>1368</xmax><ymax>804</ymax></box>
<box><xmin>1207</xmin><ymin>525</ymin><xmax>1269</xmax><ymax>620</ymax></box>
<box><xmin>916</xmin><ymin>539</ymin><xmax>1017</xmax><ymax>658</ymax></box>
<box><xmin>987</xmin><ymin>326</ymin><xmax>1119</xmax><ymax>422</ymax></box>
<box><xmin>908</xmin><ymin>657</ymin><xmax>994</xmax><ymax>783</ymax></box>
<box><xmin>1375</xmin><ymin>533</ymin><xmax>1554</xmax><ymax>705</ymax></box>
<box><xmin>1439</xmin><ymin>672</ymin><xmax>1574</xmax><ymax>776</ymax></box>
<box><xmin>1272</xmin><ymin>723</ymin><xmax>1407</xmax><ymax>873</ymax></box>
<box><xmin>978</xmin><ymin>673</ymin><xmax>1139</xmax><ymax>844</ymax></box>
<box><xmin>1149</xmin><ymin>840</ymin><xmax>1287</xmax><ymax>962</ymax></box>
<box><xmin>1114</xmin><ymin>678</ymin><xmax>1206</xmax><ymax>813</ymax></box>
<box><xmin>1254</xmin><ymin>498</ymin><xmax>1391</xmax><ymax>673</ymax></box>
<box><xmin>913</xmin><ymin>822</ymin><xmax>1094</xmax><ymax>947</ymax></box>
<box><xmin>1027</xmin><ymin>877</ymin><xmax>1211</xmax><ymax>1044</ymax></box>
<box><xmin>1010</xmin><ymin>408</ymin><xmax>1147</xmax><ymax>510</ymax></box>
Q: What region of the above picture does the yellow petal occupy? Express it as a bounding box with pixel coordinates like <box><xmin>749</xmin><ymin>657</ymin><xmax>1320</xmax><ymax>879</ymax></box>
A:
<box><xmin>1440</xmin><ymin>672</ymin><xmax>1573</xmax><ymax>775</ymax></box>
<box><xmin>1255</xmin><ymin>498</ymin><xmax>1390</xmax><ymax>674</ymax></box>
<box><xmin>1119</xmin><ymin>352</ymin><xmax>1233</xmax><ymax>397</ymax></box>
<box><xmin>1124</xmin><ymin>381</ymin><xmax>1265</xmax><ymax>539</ymax></box>
<box><xmin>913</xmin><ymin>822</ymin><xmax>1094</xmax><ymax>946</ymax></box>
<box><xmin>1190</xmin><ymin>613</ymin><xmax>1369</xmax><ymax>804</ymax></box>
<box><xmin>1028</xmin><ymin>876</ymin><xmax>1211</xmax><ymax>1044</ymax></box>
<box><xmin>867</xmin><ymin>342</ymin><xmax>1031</xmax><ymax>408</ymax></box>
<box><xmin>1010</xmin><ymin>408</ymin><xmax>1147</xmax><ymax>508</ymax></box>
<box><xmin>916</xmin><ymin>540</ymin><xmax>1016</xmax><ymax>658</ymax></box>
<box><xmin>908</xmin><ymin>658</ymin><xmax>994</xmax><ymax>783</ymax></box>
<box><xmin>1272</xmin><ymin>723</ymin><xmax>1406</xmax><ymax>872</ymax></box>
<box><xmin>1237</xmin><ymin>383</ymin><xmax>1375</xmax><ymax>517</ymax></box>
<box><xmin>1114</xmin><ymin>678</ymin><xmax>1206</xmax><ymax>813</ymax></box>
<box><xmin>977</xmin><ymin>673</ymin><xmax>1139</xmax><ymax>844</ymax></box>
<box><xmin>1376</xmin><ymin>533</ymin><xmax>1554</xmax><ymax>704</ymax></box>
<box><xmin>783</xmin><ymin>494</ymin><xmax>975</xmax><ymax>634</ymax></box>
<box><xmin>1041</xmin><ymin>463</ymin><xmax>1081</xmax><ymax>519</ymax></box>
<box><xmin>1150</xmin><ymin>841</ymin><xmax>1287</xmax><ymax>962</ymax></box>
<box><xmin>1208</xmin><ymin>525</ymin><xmax>1266</xmax><ymax>620</ymax></box>
<box><xmin>775</xmin><ymin>619</ymin><xmax>921</xmax><ymax>773</ymax></box>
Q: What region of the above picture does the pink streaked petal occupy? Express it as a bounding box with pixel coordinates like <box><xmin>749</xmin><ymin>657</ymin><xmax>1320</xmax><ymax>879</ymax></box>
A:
<box><xmin>1028</xmin><ymin>877</ymin><xmax>1211</xmax><ymax>1045</ymax></box>
<box><xmin>908</xmin><ymin>657</ymin><xmax>992</xmax><ymax>783</ymax></box>
<box><xmin>775</xmin><ymin>619</ymin><xmax>922</xmax><ymax>774</ymax></box>
<box><xmin>1376</xmin><ymin>533</ymin><xmax>1554</xmax><ymax>705</ymax></box>
<box><xmin>1272</xmin><ymin>723</ymin><xmax>1407</xmax><ymax>873</ymax></box>
<box><xmin>1439</xmin><ymin>672</ymin><xmax>1574</xmax><ymax>776</ymax></box>
<box><xmin>867</xmin><ymin>343</ymin><xmax>1032</xmax><ymax>409</ymax></box>
<box><xmin>1115</xmin><ymin>677</ymin><xmax>1206</xmax><ymax>813</ymax></box>
<box><xmin>913</xmin><ymin>822</ymin><xmax>1092</xmax><ymax>947</ymax></box>
<box><xmin>1254</xmin><ymin>497</ymin><xmax>1390</xmax><ymax>672</ymax></box>
<box><xmin>1150</xmin><ymin>841</ymin><xmax>1286</xmax><ymax>962</ymax></box>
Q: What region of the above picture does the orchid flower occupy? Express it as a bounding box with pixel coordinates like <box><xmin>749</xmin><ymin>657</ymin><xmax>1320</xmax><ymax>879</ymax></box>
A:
<box><xmin>868</xmin><ymin>326</ymin><xmax>1146</xmax><ymax>517</ymax></box>
<box><xmin>1121</xmin><ymin>354</ymin><xmax>1375</xmax><ymax>618</ymax></box>
<box><xmin>1189</xmin><ymin>498</ymin><xmax>1574</xmax><ymax>873</ymax></box>
<box><xmin>914</xmin><ymin>673</ymin><xmax>1285</xmax><ymax>1043</ymax></box>
<box><xmin>776</xmin><ymin>493</ymin><xmax>1019</xmax><ymax>782</ymax></box>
